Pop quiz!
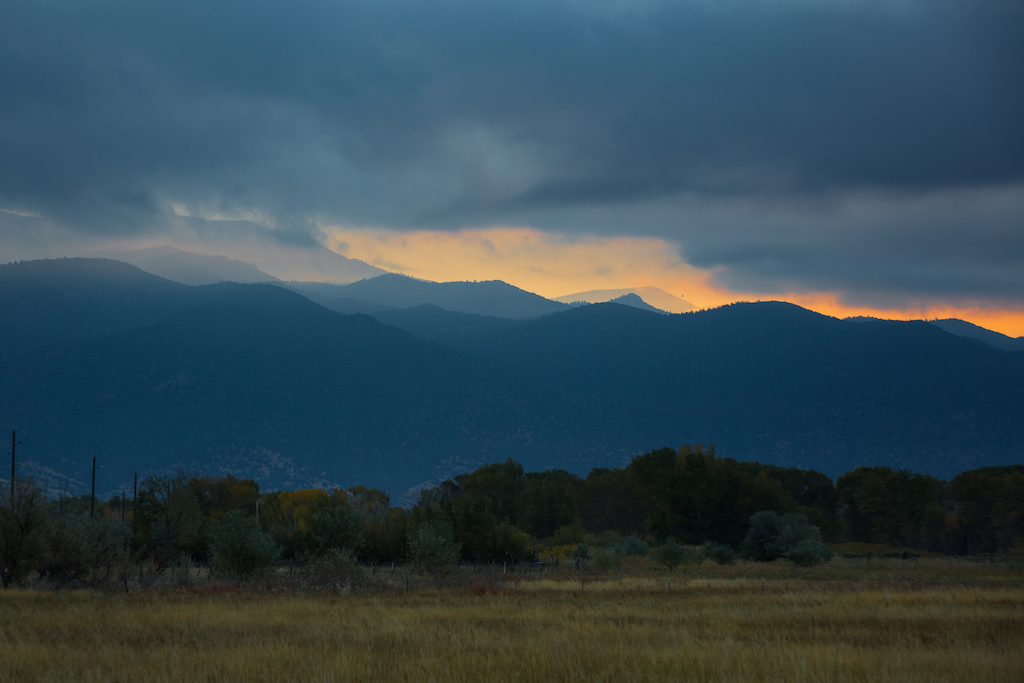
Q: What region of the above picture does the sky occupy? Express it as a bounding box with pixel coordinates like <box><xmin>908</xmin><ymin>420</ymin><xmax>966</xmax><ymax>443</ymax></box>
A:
<box><xmin>2</xmin><ymin>0</ymin><xmax>1023</xmax><ymax>335</ymax></box>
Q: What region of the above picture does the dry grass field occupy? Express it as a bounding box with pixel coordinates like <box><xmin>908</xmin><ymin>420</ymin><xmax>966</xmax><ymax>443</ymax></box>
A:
<box><xmin>1</xmin><ymin>558</ymin><xmax>1022</xmax><ymax>682</ymax></box>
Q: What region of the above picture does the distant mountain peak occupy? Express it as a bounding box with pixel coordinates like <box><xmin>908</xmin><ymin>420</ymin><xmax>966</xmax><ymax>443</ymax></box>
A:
<box><xmin>608</xmin><ymin>293</ymin><xmax>668</xmax><ymax>314</ymax></box>
<box><xmin>554</xmin><ymin>286</ymin><xmax>694</xmax><ymax>313</ymax></box>
<box><xmin>111</xmin><ymin>246</ymin><xmax>278</xmax><ymax>286</ymax></box>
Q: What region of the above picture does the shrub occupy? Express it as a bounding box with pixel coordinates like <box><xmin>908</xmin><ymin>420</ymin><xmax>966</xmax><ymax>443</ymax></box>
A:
<box><xmin>407</xmin><ymin>520</ymin><xmax>461</xmax><ymax>577</ymax></box>
<box><xmin>42</xmin><ymin>506</ymin><xmax>133</xmax><ymax>588</ymax></box>
<box><xmin>619</xmin><ymin>535</ymin><xmax>649</xmax><ymax>557</ymax></box>
<box><xmin>490</xmin><ymin>520</ymin><xmax>535</xmax><ymax>563</ymax></box>
<box><xmin>301</xmin><ymin>548</ymin><xmax>365</xmax><ymax>588</ymax></box>
<box><xmin>742</xmin><ymin>511</ymin><xmax>832</xmax><ymax>566</ymax></box>
<box><xmin>592</xmin><ymin>544</ymin><xmax>626</xmax><ymax>572</ymax></box>
<box><xmin>209</xmin><ymin>509</ymin><xmax>280</xmax><ymax>578</ymax></box>
<box><xmin>786</xmin><ymin>538</ymin><xmax>834</xmax><ymax>567</ymax></box>
<box><xmin>573</xmin><ymin>543</ymin><xmax>592</xmax><ymax>562</ymax></box>
<box><xmin>704</xmin><ymin>542</ymin><xmax>736</xmax><ymax>565</ymax></box>
<box><xmin>651</xmin><ymin>537</ymin><xmax>698</xmax><ymax>571</ymax></box>
<box><xmin>743</xmin><ymin>511</ymin><xmax>789</xmax><ymax>562</ymax></box>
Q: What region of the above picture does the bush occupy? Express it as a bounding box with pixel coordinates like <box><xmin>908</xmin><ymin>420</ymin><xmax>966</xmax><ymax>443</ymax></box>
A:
<box><xmin>704</xmin><ymin>542</ymin><xmax>736</xmax><ymax>565</ymax></box>
<box><xmin>786</xmin><ymin>538</ymin><xmax>834</xmax><ymax>567</ymax></box>
<box><xmin>619</xmin><ymin>535</ymin><xmax>649</xmax><ymax>557</ymax></box>
<box><xmin>551</xmin><ymin>524</ymin><xmax>590</xmax><ymax>547</ymax></box>
<box><xmin>573</xmin><ymin>543</ymin><xmax>592</xmax><ymax>562</ymax></box>
<box><xmin>42</xmin><ymin>506</ymin><xmax>133</xmax><ymax>587</ymax></box>
<box><xmin>742</xmin><ymin>511</ymin><xmax>832</xmax><ymax>566</ymax></box>
<box><xmin>407</xmin><ymin>520</ymin><xmax>461</xmax><ymax>577</ymax></box>
<box><xmin>209</xmin><ymin>510</ymin><xmax>280</xmax><ymax>578</ymax></box>
<box><xmin>489</xmin><ymin>521</ymin><xmax>535</xmax><ymax>563</ymax></box>
<box><xmin>651</xmin><ymin>537</ymin><xmax>699</xmax><ymax>571</ymax></box>
<box><xmin>301</xmin><ymin>548</ymin><xmax>365</xmax><ymax>588</ymax></box>
<box><xmin>592</xmin><ymin>544</ymin><xmax>626</xmax><ymax>572</ymax></box>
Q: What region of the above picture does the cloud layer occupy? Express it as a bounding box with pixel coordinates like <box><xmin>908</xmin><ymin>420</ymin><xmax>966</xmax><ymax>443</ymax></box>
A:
<box><xmin>2</xmin><ymin>0</ymin><xmax>1023</xmax><ymax>313</ymax></box>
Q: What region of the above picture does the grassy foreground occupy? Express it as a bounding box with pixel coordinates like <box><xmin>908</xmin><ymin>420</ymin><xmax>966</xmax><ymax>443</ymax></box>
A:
<box><xmin>2</xmin><ymin>560</ymin><xmax>1023</xmax><ymax>682</ymax></box>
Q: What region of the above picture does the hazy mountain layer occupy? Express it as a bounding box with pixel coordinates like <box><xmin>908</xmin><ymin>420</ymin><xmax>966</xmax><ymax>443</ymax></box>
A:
<box><xmin>307</xmin><ymin>273</ymin><xmax>571</xmax><ymax>319</ymax></box>
<box><xmin>929</xmin><ymin>318</ymin><xmax>1024</xmax><ymax>352</ymax></box>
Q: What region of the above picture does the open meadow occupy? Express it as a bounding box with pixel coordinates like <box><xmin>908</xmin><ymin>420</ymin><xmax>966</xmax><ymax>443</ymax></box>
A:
<box><xmin>1</xmin><ymin>557</ymin><xmax>1022</xmax><ymax>682</ymax></box>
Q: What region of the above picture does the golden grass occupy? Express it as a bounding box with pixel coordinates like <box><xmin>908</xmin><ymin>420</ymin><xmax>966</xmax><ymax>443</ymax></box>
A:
<box><xmin>2</xmin><ymin>559</ymin><xmax>1023</xmax><ymax>682</ymax></box>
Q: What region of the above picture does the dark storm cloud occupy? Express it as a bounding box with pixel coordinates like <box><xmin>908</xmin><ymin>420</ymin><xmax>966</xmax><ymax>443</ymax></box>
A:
<box><xmin>2</xmin><ymin>0</ymin><xmax>1023</xmax><ymax>302</ymax></box>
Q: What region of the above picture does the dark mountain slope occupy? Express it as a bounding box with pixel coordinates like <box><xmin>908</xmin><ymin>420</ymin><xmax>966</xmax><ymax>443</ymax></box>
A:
<box><xmin>1</xmin><ymin>271</ymin><xmax>535</xmax><ymax>493</ymax></box>
<box><xmin>0</xmin><ymin>257</ymin><xmax>193</xmax><ymax>309</ymax></box>
<box><xmin>372</xmin><ymin>305</ymin><xmax>521</xmax><ymax>352</ymax></box>
<box><xmin>453</xmin><ymin>302</ymin><xmax>1024</xmax><ymax>479</ymax></box>
<box><xmin>325</xmin><ymin>273</ymin><xmax>569</xmax><ymax>319</ymax></box>
<box><xmin>0</xmin><ymin>258</ymin><xmax>197</xmax><ymax>359</ymax></box>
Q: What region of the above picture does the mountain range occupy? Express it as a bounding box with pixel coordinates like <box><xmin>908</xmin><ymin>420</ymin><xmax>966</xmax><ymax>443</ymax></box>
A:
<box><xmin>2</xmin><ymin>258</ymin><xmax>1021</xmax><ymax>497</ymax></box>
<box><xmin>553</xmin><ymin>286</ymin><xmax>695</xmax><ymax>313</ymax></box>
<box><xmin>288</xmin><ymin>274</ymin><xmax>572</xmax><ymax>319</ymax></box>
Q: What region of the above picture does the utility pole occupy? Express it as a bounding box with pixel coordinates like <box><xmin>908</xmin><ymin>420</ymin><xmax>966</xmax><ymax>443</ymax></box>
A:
<box><xmin>9</xmin><ymin>430</ymin><xmax>14</xmax><ymax>505</ymax></box>
<box><xmin>90</xmin><ymin>456</ymin><xmax>96</xmax><ymax>519</ymax></box>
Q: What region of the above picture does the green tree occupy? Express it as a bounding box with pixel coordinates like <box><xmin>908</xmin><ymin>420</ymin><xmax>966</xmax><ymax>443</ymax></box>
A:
<box><xmin>951</xmin><ymin>466</ymin><xmax>1024</xmax><ymax>554</ymax></box>
<box><xmin>407</xmin><ymin>520</ymin><xmax>461</xmax><ymax>580</ymax></box>
<box><xmin>742</xmin><ymin>511</ymin><xmax>832</xmax><ymax>565</ymax></box>
<box><xmin>520</xmin><ymin>469</ymin><xmax>583</xmax><ymax>539</ymax></box>
<box><xmin>261</xmin><ymin>488</ymin><xmax>333</xmax><ymax>562</ymax></box>
<box><xmin>189</xmin><ymin>474</ymin><xmax>259</xmax><ymax>523</ymax></box>
<box><xmin>312</xmin><ymin>500</ymin><xmax>364</xmax><ymax>553</ymax></box>
<box><xmin>580</xmin><ymin>467</ymin><xmax>645</xmax><ymax>536</ymax></box>
<box><xmin>41</xmin><ymin>499</ymin><xmax>132</xmax><ymax>588</ymax></box>
<box><xmin>0</xmin><ymin>478</ymin><xmax>49</xmax><ymax>588</ymax></box>
<box><xmin>350</xmin><ymin>486</ymin><xmax>407</xmax><ymax>566</ymax></box>
<box><xmin>360</xmin><ymin>507</ymin><xmax>408</xmax><ymax>566</ymax></box>
<box><xmin>133</xmin><ymin>474</ymin><xmax>202</xmax><ymax>571</ymax></box>
<box><xmin>837</xmin><ymin>467</ymin><xmax>946</xmax><ymax>549</ymax></box>
<box><xmin>627</xmin><ymin>447</ymin><xmax>680</xmax><ymax>540</ymax></box>
<box><xmin>209</xmin><ymin>509</ymin><xmax>280</xmax><ymax>578</ymax></box>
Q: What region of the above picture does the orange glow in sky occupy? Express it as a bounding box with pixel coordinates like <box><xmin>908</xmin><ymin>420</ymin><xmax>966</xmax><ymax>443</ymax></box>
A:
<box><xmin>322</xmin><ymin>226</ymin><xmax>1024</xmax><ymax>338</ymax></box>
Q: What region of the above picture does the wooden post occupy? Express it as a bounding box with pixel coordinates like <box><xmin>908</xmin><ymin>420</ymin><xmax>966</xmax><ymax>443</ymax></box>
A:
<box><xmin>122</xmin><ymin>491</ymin><xmax>126</xmax><ymax>521</ymax></box>
<box><xmin>90</xmin><ymin>457</ymin><xmax>96</xmax><ymax>519</ymax></box>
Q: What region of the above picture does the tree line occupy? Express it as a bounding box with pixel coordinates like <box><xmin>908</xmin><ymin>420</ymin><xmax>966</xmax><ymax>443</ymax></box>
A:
<box><xmin>410</xmin><ymin>445</ymin><xmax>1023</xmax><ymax>560</ymax></box>
<box><xmin>2</xmin><ymin>445</ymin><xmax>1022</xmax><ymax>588</ymax></box>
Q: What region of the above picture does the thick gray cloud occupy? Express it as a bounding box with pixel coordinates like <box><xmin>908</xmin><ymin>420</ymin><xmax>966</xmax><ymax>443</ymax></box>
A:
<box><xmin>2</xmin><ymin>0</ymin><xmax>1023</xmax><ymax>304</ymax></box>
